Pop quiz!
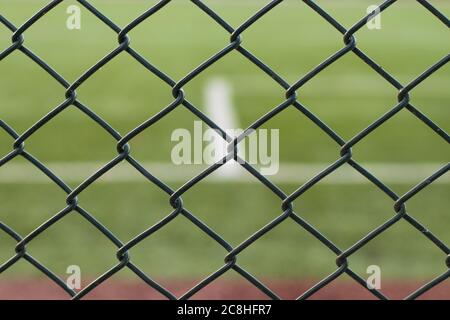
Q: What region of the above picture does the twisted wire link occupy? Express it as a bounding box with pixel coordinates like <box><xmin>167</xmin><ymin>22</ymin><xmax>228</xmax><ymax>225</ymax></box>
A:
<box><xmin>0</xmin><ymin>0</ymin><xmax>448</xmax><ymax>300</ymax></box>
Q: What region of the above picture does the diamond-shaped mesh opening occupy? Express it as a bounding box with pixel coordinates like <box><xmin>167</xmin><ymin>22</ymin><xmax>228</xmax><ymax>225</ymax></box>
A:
<box><xmin>408</xmin><ymin>64</ymin><xmax>450</xmax><ymax>132</ymax></box>
<box><xmin>354</xmin><ymin>110</ymin><xmax>449</xmax><ymax>194</ymax></box>
<box><xmin>291</xmin><ymin>175</ymin><xmax>394</xmax><ymax>249</ymax></box>
<box><xmin>237</xmin><ymin>220</ymin><xmax>338</xmax><ymax>280</ymax></box>
<box><xmin>128</xmin><ymin>215</ymin><xmax>227</xmax><ymax>283</ymax></box>
<box><xmin>250</xmin><ymin>106</ymin><xmax>339</xmax><ymax>171</ymax></box>
<box><xmin>0</xmin><ymin>53</ymin><xmax>62</xmax><ymax>133</ymax></box>
<box><xmin>77</xmin><ymin>53</ymin><xmax>174</xmax><ymax>133</ymax></box>
<box><xmin>22</xmin><ymin>107</ymin><xmax>118</xmax><ymax>164</ymax></box>
<box><xmin>241</xmin><ymin>0</ymin><xmax>343</xmax><ymax>83</ymax></box>
<box><xmin>78</xmin><ymin>168</ymin><xmax>173</xmax><ymax>241</ymax></box>
<box><xmin>348</xmin><ymin>221</ymin><xmax>448</xmax><ymax>297</ymax></box>
<box><xmin>354</xmin><ymin>2</ymin><xmax>450</xmax><ymax>83</ymax></box>
<box><xmin>297</xmin><ymin>53</ymin><xmax>398</xmax><ymax>139</ymax></box>
<box><xmin>0</xmin><ymin>259</ymin><xmax>70</xmax><ymax>300</ymax></box>
<box><xmin>405</xmin><ymin>182</ymin><xmax>450</xmax><ymax>245</ymax></box>
<box><xmin>10</xmin><ymin>0</ymin><xmax>117</xmax><ymax>81</ymax></box>
<box><xmin>0</xmin><ymin>159</ymin><xmax>67</xmax><ymax>236</ymax></box>
<box><xmin>181</xmin><ymin>169</ymin><xmax>282</xmax><ymax>245</ymax></box>
<box><xmin>24</xmin><ymin>212</ymin><xmax>120</xmax><ymax>283</ymax></box>
<box><xmin>129</xmin><ymin>1</ymin><xmax>230</xmax><ymax>79</ymax></box>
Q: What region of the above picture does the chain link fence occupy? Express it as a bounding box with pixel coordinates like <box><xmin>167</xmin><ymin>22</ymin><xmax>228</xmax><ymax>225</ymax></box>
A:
<box><xmin>0</xmin><ymin>0</ymin><xmax>449</xmax><ymax>300</ymax></box>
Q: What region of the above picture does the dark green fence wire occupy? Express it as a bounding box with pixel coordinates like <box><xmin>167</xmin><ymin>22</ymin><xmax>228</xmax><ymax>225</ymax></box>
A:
<box><xmin>0</xmin><ymin>0</ymin><xmax>449</xmax><ymax>300</ymax></box>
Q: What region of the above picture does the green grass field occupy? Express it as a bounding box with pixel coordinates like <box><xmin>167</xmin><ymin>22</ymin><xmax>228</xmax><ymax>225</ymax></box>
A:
<box><xmin>0</xmin><ymin>0</ymin><xmax>449</xmax><ymax>286</ymax></box>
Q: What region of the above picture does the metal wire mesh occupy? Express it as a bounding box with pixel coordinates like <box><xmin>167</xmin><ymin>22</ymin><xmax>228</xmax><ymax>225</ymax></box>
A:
<box><xmin>0</xmin><ymin>0</ymin><xmax>449</xmax><ymax>300</ymax></box>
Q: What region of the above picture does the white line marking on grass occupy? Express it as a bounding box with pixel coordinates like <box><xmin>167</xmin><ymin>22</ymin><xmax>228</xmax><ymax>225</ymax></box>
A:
<box><xmin>204</xmin><ymin>77</ymin><xmax>241</xmax><ymax>178</ymax></box>
<box><xmin>229</xmin><ymin>74</ymin><xmax>450</xmax><ymax>98</ymax></box>
<box><xmin>0</xmin><ymin>162</ymin><xmax>448</xmax><ymax>185</ymax></box>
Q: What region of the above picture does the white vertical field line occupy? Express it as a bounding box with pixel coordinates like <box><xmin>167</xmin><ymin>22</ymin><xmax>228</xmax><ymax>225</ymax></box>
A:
<box><xmin>204</xmin><ymin>77</ymin><xmax>241</xmax><ymax>178</ymax></box>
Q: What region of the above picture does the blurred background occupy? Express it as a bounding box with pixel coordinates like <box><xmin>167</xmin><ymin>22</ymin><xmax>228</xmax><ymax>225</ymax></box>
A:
<box><xmin>0</xmin><ymin>0</ymin><xmax>449</xmax><ymax>299</ymax></box>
